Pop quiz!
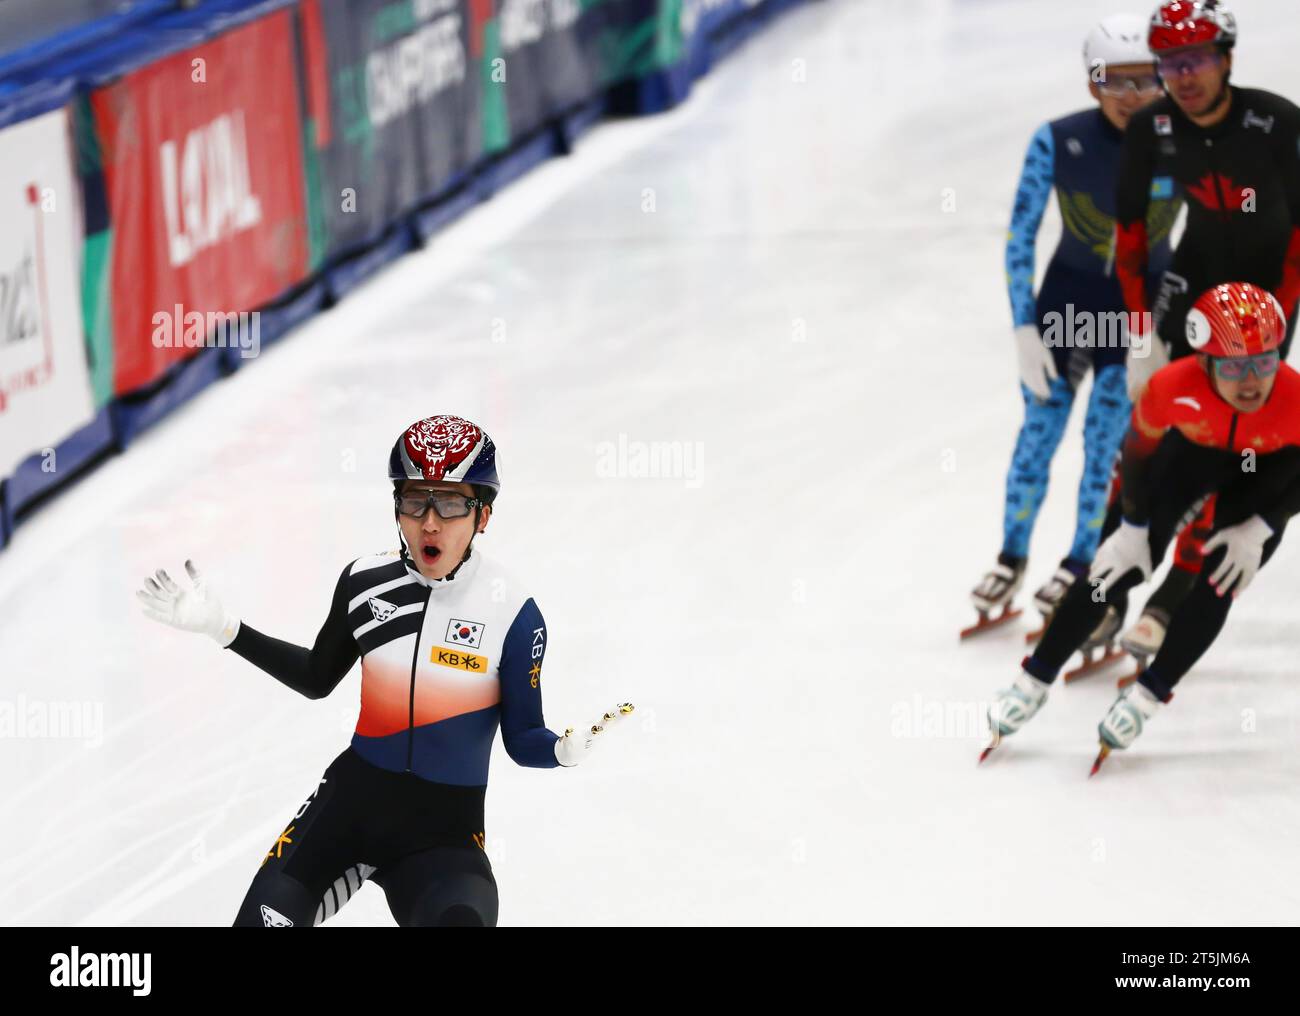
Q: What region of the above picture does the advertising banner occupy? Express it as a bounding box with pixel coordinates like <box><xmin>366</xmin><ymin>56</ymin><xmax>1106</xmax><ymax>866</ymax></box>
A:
<box><xmin>0</xmin><ymin>106</ymin><xmax>96</xmax><ymax>482</ymax></box>
<box><xmin>299</xmin><ymin>0</ymin><xmax>485</xmax><ymax>260</ymax></box>
<box><xmin>90</xmin><ymin>9</ymin><xmax>310</xmax><ymax>395</ymax></box>
<box><xmin>494</xmin><ymin>0</ymin><xmax>656</xmax><ymax>140</ymax></box>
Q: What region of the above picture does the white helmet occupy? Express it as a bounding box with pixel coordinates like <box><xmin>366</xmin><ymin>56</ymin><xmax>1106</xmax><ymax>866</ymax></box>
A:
<box><xmin>1083</xmin><ymin>14</ymin><xmax>1154</xmax><ymax>76</ymax></box>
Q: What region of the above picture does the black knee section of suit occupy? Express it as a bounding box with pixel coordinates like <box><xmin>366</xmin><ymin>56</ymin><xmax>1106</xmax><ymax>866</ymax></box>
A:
<box><xmin>373</xmin><ymin>847</ymin><xmax>499</xmax><ymax>927</ymax></box>
<box><xmin>1142</xmin><ymin>563</ymin><xmax>1198</xmax><ymax>620</ymax></box>
<box><xmin>1143</xmin><ymin>573</ymin><xmax>1232</xmax><ymax>692</ymax></box>
<box><xmin>398</xmin><ymin>873</ymin><xmax>499</xmax><ymax>927</ymax></box>
<box><xmin>233</xmin><ymin>871</ymin><xmax>318</xmax><ymax>928</ymax></box>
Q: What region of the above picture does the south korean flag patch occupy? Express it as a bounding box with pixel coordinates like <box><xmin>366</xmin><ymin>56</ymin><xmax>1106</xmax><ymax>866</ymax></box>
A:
<box><xmin>1154</xmin><ymin>114</ymin><xmax>1172</xmax><ymax>136</ymax></box>
<box><xmin>446</xmin><ymin>618</ymin><xmax>485</xmax><ymax>649</ymax></box>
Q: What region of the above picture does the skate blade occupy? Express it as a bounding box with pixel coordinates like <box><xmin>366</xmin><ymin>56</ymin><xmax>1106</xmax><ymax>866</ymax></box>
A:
<box><xmin>978</xmin><ymin>734</ymin><xmax>1001</xmax><ymax>764</ymax></box>
<box><xmin>1062</xmin><ymin>645</ymin><xmax>1126</xmax><ymax>684</ymax></box>
<box><xmin>1089</xmin><ymin>742</ymin><xmax>1112</xmax><ymax>777</ymax></box>
<box><xmin>960</xmin><ymin>605</ymin><xmax>1022</xmax><ymax>641</ymax></box>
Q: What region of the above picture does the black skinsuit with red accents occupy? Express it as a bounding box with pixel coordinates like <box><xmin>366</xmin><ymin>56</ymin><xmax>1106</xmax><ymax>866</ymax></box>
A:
<box><xmin>1115</xmin><ymin>86</ymin><xmax>1300</xmax><ymax>360</ymax></box>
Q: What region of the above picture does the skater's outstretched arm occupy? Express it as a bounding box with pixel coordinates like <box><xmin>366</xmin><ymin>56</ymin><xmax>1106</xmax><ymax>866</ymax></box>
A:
<box><xmin>137</xmin><ymin>559</ymin><xmax>358</xmax><ymax>699</ymax></box>
<box><xmin>227</xmin><ymin>564</ymin><xmax>359</xmax><ymax>700</ymax></box>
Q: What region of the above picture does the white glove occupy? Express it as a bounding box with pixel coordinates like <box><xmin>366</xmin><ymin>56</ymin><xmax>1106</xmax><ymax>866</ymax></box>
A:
<box><xmin>1126</xmin><ymin>326</ymin><xmax>1168</xmax><ymax>401</ymax></box>
<box><xmin>1015</xmin><ymin>324</ymin><xmax>1058</xmax><ymax>401</ymax></box>
<box><xmin>136</xmin><ymin>560</ymin><xmax>240</xmax><ymax>647</ymax></box>
<box><xmin>555</xmin><ymin>703</ymin><xmax>634</xmax><ymax>767</ymax></box>
<box><xmin>1204</xmin><ymin>515</ymin><xmax>1273</xmax><ymax>598</ymax></box>
<box><xmin>1088</xmin><ymin>520</ymin><xmax>1152</xmax><ymax>596</ymax></box>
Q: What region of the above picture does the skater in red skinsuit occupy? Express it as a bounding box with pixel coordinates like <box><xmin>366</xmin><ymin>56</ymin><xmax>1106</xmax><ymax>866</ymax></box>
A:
<box><xmin>986</xmin><ymin>283</ymin><xmax>1300</xmax><ymax>763</ymax></box>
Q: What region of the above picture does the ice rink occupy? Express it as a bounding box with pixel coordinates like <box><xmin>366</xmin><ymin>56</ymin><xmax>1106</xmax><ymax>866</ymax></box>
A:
<box><xmin>2</xmin><ymin>0</ymin><xmax>1299</xmax><ymax>925</ymax></box>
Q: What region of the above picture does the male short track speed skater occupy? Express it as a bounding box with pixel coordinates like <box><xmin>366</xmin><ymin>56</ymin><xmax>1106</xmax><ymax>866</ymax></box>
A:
<box><xmin>1113</xmin><ymin>0</ymin><xmax>1300</xmax><ymax>659</ymax></box>
<box><xmin>137</xmin><ymin>415</ymin><xmax>633</xmax><ymax>926</ymax></box>
<box><xmin>968</xmin><ymin>14</ymin><xmax>1178</xmax><ymax>639</ymax></box>
<box><xmin>983</xmin><ymin>283</ymin><xmax>1300</xmax><ymax>771</ymax></box>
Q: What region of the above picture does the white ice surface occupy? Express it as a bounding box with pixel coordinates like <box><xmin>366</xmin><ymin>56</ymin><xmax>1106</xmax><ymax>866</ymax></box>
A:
<box><xmin>1</xmin><ymin>0</ymin><xmax>1298</xmax><ymax>926</ymax></box>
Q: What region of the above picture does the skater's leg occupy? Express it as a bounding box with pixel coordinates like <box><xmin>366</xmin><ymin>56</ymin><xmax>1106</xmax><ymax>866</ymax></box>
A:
<box><xmin>233</xmin><ymin>870</ymin><xmax>319</xmax><ymax>928</ymax></box>
<box><xmin>1140</xmin><ymin>523</ymin><xmax>1288</xmax><ymax>700</ymax></box>
<box><xmin>372</xmin><ymin>846</ymin><xmax>498</xmax><ymax>928</ymax></box>
<box><xmin>233</xmin><ymin>749</ymin><xmax>371</xmax><ymax>927</ymax></box>
<box><xmin>1026</xmin><ymin>486</ymin><xmax>1180</xmax><ymax>681</ymax></box>
<box><xmin>1069</xmin><ymin>363</ymin><xmax>1129</xmax><ymax>567</ymax></box>
<box><xmin>1025</xmin><ymin>563</ymin><xmax>1141</xmax><ymax>681</ymax></box>
<box><xmin>1001</xmin><ymin>376</ymin><xmax>1076</xmax><ymax>562</ymax></box>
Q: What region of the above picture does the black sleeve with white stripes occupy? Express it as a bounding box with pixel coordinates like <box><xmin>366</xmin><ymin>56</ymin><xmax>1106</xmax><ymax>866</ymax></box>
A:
<box><xmin>226</xmin><ymin>564</ymin><xmax>359</xmax><ymax>700</ymax></box>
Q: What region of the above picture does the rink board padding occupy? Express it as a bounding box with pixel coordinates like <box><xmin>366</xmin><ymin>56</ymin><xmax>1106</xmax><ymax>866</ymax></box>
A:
<box><xmin>0</xmin><ymin>0</ymin><xmax>173</xmax><ymax>82</ymax></box>
<box><xmin>473</xmin><ymin>127</ymin><xmax>561</xmax><ymax>202</ymax></box>
<box><xmin>323</xmin><ymin>222</ymin><xmax>418</xmax><ymax>305</ymax></box>
<box><xmin>557</xmin><ymin>95</ymin><xmax>610</xmax><ymax>154</ymax></box>
<box><xmin>612</xmin><ymin>0</ymin><xmax>814</xmax><ymax>114</ymax></box>
<box><xmin>108</xmin><ymin>347</ymin><xmax>227</xmax><ymax>451</ymax></box>
<box><xmin>220</xmin><ymin>278</ymin><xmax>329</xmax><ymax>372</ymax></box>
<box><xmin>412</xmin><ymin>184</ymin><xmax>483</xmax><ymax>245</ymax></box>
<box><xmin>4</xmin><ymin>406</ymin><xmax>115</xmax><ymax>523</ymax></box>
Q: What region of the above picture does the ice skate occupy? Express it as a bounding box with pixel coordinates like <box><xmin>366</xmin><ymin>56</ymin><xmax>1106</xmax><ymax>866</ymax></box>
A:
<box><xmin>963</xmin><ymin>559</ymin><xmax>1026</xmax><ymax>640</ymax></box>
<box><xmin>1025</xmin><ymin>560</ymin><xmax>1082</xmax><ymax>643</ymax></box>
<box><xmin>979</xmin><ymin>670</ymin><xmax>1051</xmax><ymax>762</ymax></box>
<box><xmin>1091</xmin><ymin>681</ymin><xmax>1166</xmax><ymax>775</ymax></box>
<box><xmin>1062</xmin><ymin>604</ymin><xmax>1126</xmax><ymax>683</ymax></box>
<box><xmin>1117</xmin><ymin>610</ymin><xmax>1168</xmax><ymax>688</ymax></box>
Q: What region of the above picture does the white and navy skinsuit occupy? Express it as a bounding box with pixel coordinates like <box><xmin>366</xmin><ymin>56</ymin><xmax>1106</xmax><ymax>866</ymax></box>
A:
<box><xmin>229</xmin><ymin>545</ymin><xmax>559</xmax><ymax>927</ymax></box>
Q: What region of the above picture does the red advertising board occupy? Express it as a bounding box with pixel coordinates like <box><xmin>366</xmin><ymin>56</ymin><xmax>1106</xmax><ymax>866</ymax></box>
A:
<box><xmin>91</xmin><ymin>10</ymin><xmax>309</xmax><ymax>395</ymax></box>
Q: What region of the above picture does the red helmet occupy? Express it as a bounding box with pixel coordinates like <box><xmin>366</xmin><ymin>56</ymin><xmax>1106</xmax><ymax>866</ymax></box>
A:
<box><xmin>1148</xmin><ymin>1</ymin><xmax>1236</xmax><ymax>54</ymax></box>
<box><xmin>388</xmin><ymin>414</ymin><xmax>500</xmax><ymax>493</ymax></box>
<box><xmin>1185</xmin><ymin>283</ymin><xmax>1286</xmax><ymax>358</ymax></box>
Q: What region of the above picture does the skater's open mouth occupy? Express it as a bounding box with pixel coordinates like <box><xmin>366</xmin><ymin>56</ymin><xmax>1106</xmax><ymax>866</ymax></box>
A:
<box><xmin>421</xmin><ymin>545</ymin><xmax>442</xmax><ymax>562</ymax></box>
